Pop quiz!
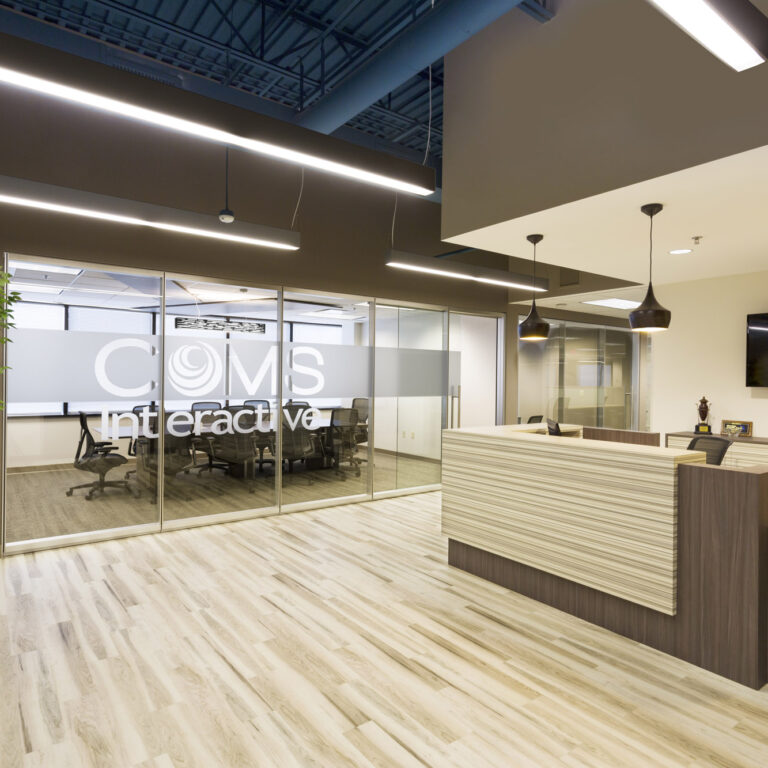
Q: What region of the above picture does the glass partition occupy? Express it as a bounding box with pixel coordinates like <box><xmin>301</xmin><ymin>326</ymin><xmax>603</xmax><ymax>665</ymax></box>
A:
<box><xmin>4</xmin><ymin>257</ymin><xmax>162</xmax><ymax>546</ymax></box>
<box><xmin>280</xmin><ymin>291</ymin><xmax>371</xmax><ymax>507</ymax></box>
<box><xmin>1</xmin><ymin>253</ymin><xmax>503</xmax><ymax>553</ymax></box>
<box><xmin>518</xmin><ymin>317</ymin><xmax>643</xmax><ymax>429</ymax></box>
<box><xmin>162</xmin><ymin>278</ymin><xmax>279</xmax><ymax>525</ymax></box>
<box><xmin>374</xmin><ymin>305</ymin><xmax>447</xmax><ymax>493</ymax></box>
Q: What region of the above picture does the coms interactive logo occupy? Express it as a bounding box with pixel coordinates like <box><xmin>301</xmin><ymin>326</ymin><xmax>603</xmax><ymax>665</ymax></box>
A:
<box><xmin>167</xmin><ymin>342</ymin><xmax>223</xmax><ymax>397</ymax></box>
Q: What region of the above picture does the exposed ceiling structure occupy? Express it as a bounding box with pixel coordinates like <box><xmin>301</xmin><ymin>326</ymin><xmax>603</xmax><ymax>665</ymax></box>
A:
<box><xmin>0</xmin><ymin>0</ymin><xmax>551</xmax><ymax>175</ymax></box>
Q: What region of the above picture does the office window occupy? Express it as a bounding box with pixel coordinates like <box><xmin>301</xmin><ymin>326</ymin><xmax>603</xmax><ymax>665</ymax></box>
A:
<box><xmin>291</xmin><ymin>322</ymin><xmax>343</xmax><ymax>344</ymax></box>
<box><xmin>68</xmin><ymin>306</ymin><xmax>153</xmax><ymax>334</ymax></box>
<box><xmin>13</xmin><ymin>301</ymin><xmax>65</xmax><ymax>330</ymax></box>
<box><xmin>6</xmin><ymin>303</ymin><xmax>66</xmax><ymax>415</ymax></box>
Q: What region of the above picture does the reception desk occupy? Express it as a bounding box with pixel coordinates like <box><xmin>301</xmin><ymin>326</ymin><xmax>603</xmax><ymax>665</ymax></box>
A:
<box><xmin>443</xmin><ymin>423</ymin><xmax>768</xmax><ymax>688</ymax></box>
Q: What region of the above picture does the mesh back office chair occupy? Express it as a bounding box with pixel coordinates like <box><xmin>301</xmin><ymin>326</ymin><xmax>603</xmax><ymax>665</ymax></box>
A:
<box><xmin>244</xmin><ymin>400</ymin><xmax>271</xmax><ymax>418</ymax></box>
<box><xmin>201</xmin><ymin>407</ymin><xmax>260</xmax><ymax>492</ymax></box>
<box><xmin>281</xmin><ymin>403</ymin><xmax>320</xmax><ymax>478</ymax></box>
<box><xmin>687</xmin><ymin>435</ymin><xmax>732</xmax><ymax>466</ymax></box>
<box><xmin>67</xmin><ymin>412</ymin><xmax>133</xmax><ymax>500</ymax></box>
<box><xmin>126</xmin><ymin>404</ymin><xmax>150</xmax><ymax>479</ymax></box>
<box><xmin>546</xmin><ymin>418</ymin><xmax>562</xmax><ymax>436</ymax></box>
<box><xmin>286</xmin><ymin>400</ymin><xmax>310</xmax><ymax>409</ymax></box>
<box><xmin>191</xmin><ymin>401</ymin><xmax>221</xmax><ymax>411</ymax></box>
<box><xmin>328</xmin><ymin>407</ymin><xmax>362</xmax><ymax>477</ymax></box>
<box><xmin>351</xmin><ymin>398</ymin><xmax>369</xmax><ymax>459</ymax></box>
<box><xmin>135</xmin><ymin>413</ymin><xmax>194</xmax><ymax>500</ymax></box>
<box><xmin>242</xmin><ymin>401</ymin><xmax>275</xmax><ymax>471</ymax></box>
<box><xmin>527</xmin><ymin>415</ymin><xmax>544</xmax><ymax>423</ymax></box>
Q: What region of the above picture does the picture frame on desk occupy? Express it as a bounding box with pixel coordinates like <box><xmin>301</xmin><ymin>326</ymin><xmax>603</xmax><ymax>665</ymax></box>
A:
<box><xmin>721</xmin><ymin>420</ymin><xmax>753</xmax><ymax>437</ymax></box>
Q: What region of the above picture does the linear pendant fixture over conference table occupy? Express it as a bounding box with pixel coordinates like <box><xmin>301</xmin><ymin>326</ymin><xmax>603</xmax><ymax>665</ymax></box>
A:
<box><xmin>0</xmin><ymin>66</ymin><xmax>435</xmax><ymax>197</ymax></box>
<box><xmin>0</xmin><ymin>175</ymin><xmax>302</xmax><ymax>251</ymax></box>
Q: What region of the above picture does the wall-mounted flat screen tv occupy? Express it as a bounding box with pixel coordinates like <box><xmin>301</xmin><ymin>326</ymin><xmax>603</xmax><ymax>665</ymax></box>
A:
<box><xmin>746</xmin><ymin>314</ymin><xmax>768</xmax><ymax>386</ymax></box>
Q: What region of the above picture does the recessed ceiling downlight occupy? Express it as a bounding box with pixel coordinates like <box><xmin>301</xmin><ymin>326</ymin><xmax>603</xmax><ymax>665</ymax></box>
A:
<box><xmin>583</xmin><ymin>298</ymin><xmax>642</xmax><ymax>310</ymax></box>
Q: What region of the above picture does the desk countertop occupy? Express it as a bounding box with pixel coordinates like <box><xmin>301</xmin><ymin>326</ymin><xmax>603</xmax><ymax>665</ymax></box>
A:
<box><xmin>667</xmin><ymin>430</ymin><xmax>768</xmax><ymax>446</ymax></box>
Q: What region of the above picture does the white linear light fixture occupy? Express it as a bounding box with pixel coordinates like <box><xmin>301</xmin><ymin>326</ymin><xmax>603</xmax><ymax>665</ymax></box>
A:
<box><xmin>0</xmin><ymin>193</ymin><xmax>299</xmax><ymax>249</ymax></box>
<box><xmin>386</xmin><ymin>261</ymin><xmax>546</xmax><ymax>292</ymax></box>
<box><xmin>0</xmin><ymin>66</ymin><xmax>433</xmax><ymax>196</ymax></box>
<box><xmin>646</xmin><ymin>0</ymin><xmax>768</xmax><ymax>71</ymax></box>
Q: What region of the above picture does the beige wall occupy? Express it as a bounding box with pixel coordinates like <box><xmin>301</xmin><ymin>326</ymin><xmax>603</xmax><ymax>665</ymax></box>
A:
<box><xmin>441</xmin><ymin>0</ymin><xmax>768</xmax><ymax>240</ymax></box>
<box><xmin>650</xmin><ymin>271</ymin><xmax>768</xmax><ymax>437</ymax></box>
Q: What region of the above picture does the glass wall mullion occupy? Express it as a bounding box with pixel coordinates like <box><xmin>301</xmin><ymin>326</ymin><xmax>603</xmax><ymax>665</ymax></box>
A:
<box><xmin>1</xmin><ymin>251</ymin><xmax>7</xmax><ymax>557</ymax></box>
<box><xmin>276</xmin><ymin>288</ymin><xmax>284</xmax><ymax>511</ymax></box>
<box><xmin>158</xmin><ymin>273</ymin><xmax>166</xmax><ymax>530</ymax></box>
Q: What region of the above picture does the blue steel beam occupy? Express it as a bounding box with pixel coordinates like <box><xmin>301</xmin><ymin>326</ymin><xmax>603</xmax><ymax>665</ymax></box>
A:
<box><xmin>294</xmin><ymin>0</ymin><xmax>539</xmax><ymax>133</ymax></box>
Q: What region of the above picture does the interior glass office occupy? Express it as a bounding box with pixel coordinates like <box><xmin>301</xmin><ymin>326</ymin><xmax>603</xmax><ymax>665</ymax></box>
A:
<box><xmin>1</xmin><ymin>254</ymin><xmax>504</xmax><ymax>554</ymax></box>
<box><xmin>517</xmin><ymin>317</ymin><xmax>650</xmax><ymax>430</ymax></box>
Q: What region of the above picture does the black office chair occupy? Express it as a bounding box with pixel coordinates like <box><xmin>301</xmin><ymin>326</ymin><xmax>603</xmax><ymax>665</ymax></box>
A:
<box><xmin>244</xmin><ymin>399</ymin><xmax>271</xmax><ymax>418</ymax></box>
<box><xmin>351</xmin><ymin>397</ymin><xmax>369</xmax><ymax>456</ymax></box>
<box><xmin>687</xmin><ymin>435</ymin><xmax>732</xmax><ymax>465</ymax></box>
<box><xmin>126</xmin><ymin>404</ymin><xmax>151</xmax><ymax>479</ymax></box>
<box><xmin>527</xmin><ymin>415</ymin><xmax>544</xmax><ymax>423</ymax></box>
<box><xmin>135</xmin><ymin>415</ymin><xmax>194</xmax><ymax>501</ymax></box>
<box><xmin>242</xmin><ymin>402</ymin><xmax>276</xmax><ymax>472</ymax></box>
<box><xmin>189</xmin><ymin>401</ymin><xmax>222</xmax><ymax>468</ymax></box>
<box><xmin>191</xmin><ymin>401</ymin><xmax>221</xmax><ymax>411</ymax></box>
<box><xmin>281</xmin><ymin>403</ymin><xmax>321</xmax><ymax>478</ymax></box>
<box><xmin>546</xmin><ymin>418</ymin><xmax>562</xmax><ymax>436</ymax></box>
<box><xmin>286</xmin><ymin>400</ymin><xmax>310</xmax><ymax>409</ymax></box>
<box><xmin>67</xmin><ymin>412</ymin><xmax>134</xmax><ymax>500</ymax></box>
<box><xmin>328</xmin><ymin>407</ymin><xmax>362</xmax><ymax>477</ymax></box>
<box><xmin>203</xmin><ymin>411</ymin><xmax>260</xmax><ymax>492</ymax></box>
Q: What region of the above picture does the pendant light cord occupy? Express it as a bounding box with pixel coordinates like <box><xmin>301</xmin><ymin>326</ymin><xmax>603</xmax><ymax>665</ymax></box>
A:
<box><xmin>532</xmin><ymin>241</ymin><xmax>537</xmax><ymax>300</ymax></box>
<box><xmin>224</xmin><ymin>146</ymin><xmax>230</xmax><ymax>210</ymax></box>
<box><xmin>422</xmin><ymin>0</ymin><xmax>435</xmax><ymax>166</ymax></box>
<box><xmin>291</xmin><ymin>167</ymin><xmax>305</xmax><ymax>230</ymax></box>
<box><xmin>391</xmin><ymin>193</ymin><xmax>399</xmax><ymax>247</ymax></box>
<box><xmin>649</xmin><ymin>212</ymin><xmax>654</xmax><ymax>284</ymax></box>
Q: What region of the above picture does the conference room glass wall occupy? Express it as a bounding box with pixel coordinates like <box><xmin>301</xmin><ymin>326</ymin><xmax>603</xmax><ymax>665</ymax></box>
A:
<box><xmin>2</xmin><ymin>254</ymin><xmax>503</xmax><ymax>554</ymax></box>
<box><xmin>517</xmin><ymin>317</ymin><xmax>649</xmax><ymax>430</ymax></box>
<box><xmin>3</xmin><ymin>258</ymin><xmax>163</xmax><ymax>548</ymax></box>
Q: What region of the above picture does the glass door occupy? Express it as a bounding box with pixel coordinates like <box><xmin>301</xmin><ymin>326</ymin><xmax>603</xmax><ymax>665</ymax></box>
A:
<box><xmin>374</xmin><ymin>304</ymin><xmax>447</xmax><ymax>493</ymax></box>
<box><xmin>162</xmin><ymin>278</ymin><xmax>279</xmax><ymax>526</ymax></box>
<box><xmin>517</xmin><ymin>317</ymin><xmax>642</xmax><ymax>429</ymax></box>
<box><xmin>3</xmin><ymin>256</ymin><xmax>162</xmax><ymax>550</ymax></box>
<box><xmin>448</xmin><ymin>313</ymin><xmax>502</xmax><ymax>428</ymax></box>
<box><xmin>280</xmin><ymin>290</ymin><xmax>372</xmax><ymax>508</ymax></box>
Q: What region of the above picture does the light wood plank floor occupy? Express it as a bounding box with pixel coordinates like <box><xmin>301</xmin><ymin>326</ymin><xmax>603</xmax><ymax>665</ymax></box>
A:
<box><xmin>2</xmin><ymin>492</ymin><xmax>767</xmax><ymax>767</ymax></box>
<box><xmin>5</xmin><ymin>451</ymin><xmax>440</xmax><ymax>543</ymax></box>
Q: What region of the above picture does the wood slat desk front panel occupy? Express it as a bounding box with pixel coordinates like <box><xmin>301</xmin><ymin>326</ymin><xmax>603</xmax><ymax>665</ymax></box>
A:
<box><xmin>442</xmin><ymin>426</ymin><xmax>705</xmax><ymax>615</ymax></box>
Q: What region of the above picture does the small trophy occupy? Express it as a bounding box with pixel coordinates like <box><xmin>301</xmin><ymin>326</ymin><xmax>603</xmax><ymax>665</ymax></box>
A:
<box><xmin>695</xmin><ymin>396</ymin><xmax>712</xmax><ymax>434</ymax></box>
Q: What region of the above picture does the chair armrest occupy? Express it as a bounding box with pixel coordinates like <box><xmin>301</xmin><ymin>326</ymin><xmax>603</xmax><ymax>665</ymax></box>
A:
<box><xmin>94</xmin><ymin>445</ymin><xmax>120</xmax><ymax>455</ymax></box>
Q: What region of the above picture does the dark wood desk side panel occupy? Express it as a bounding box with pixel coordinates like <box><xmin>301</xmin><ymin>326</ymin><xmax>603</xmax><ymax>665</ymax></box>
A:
<box><xmin>582</xmin><ymin>427</ymin><xmax>660</xmax><ymax>447</ymax></box>
<box><xmin>679</xmin><ymin>464</ymin><xmax>768</xmax><ymax>688</ymax></box>
<box><xmin>448</xmin><ymin>464</ymin><xmax>768</xmax><ymax>688</ymax></box>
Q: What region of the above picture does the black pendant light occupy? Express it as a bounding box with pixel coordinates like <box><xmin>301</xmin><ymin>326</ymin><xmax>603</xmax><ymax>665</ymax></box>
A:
<box><xmin>218</xmin><ymin>146</ymin><xmax>235</xmax><ymax>224</ymax></box>
<box><xmin>518</xmin><ymin>234</ymin><xmax>550</xmax><ymax>341</ymax></box>
<box><xmin>629</xmin><ymin>203</ymin><xmax>671</xmax><ymax>333</ymax></box>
